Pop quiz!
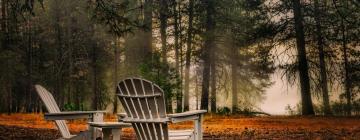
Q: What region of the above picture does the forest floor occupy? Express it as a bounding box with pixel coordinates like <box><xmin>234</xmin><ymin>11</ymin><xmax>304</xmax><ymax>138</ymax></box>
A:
<box><xmin>0</xmin><ymin>113</ymin><xmax>360</xmax><ymax>140</ymax></box>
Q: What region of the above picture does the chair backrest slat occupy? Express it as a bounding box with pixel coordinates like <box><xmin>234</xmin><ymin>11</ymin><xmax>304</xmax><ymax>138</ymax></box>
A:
<box><xmin>155</xmin><ymin>123</ymin><xmax>162</xmax><ymax>140</ymax></box>
<box><xmin>123</xmin><ymin>82</ymin><xmax>140</xmax><ymax>119</ymax></box>
<box><xmin>117</xmin><ymin>85</ymin><xmax>132</xmax><ymax>118</ymax></box>
<box><xmin>130</xmin><ymin>79</ymin><xmax>146</xmax><ymax>119</ymax></box>
<box><xmin>132</xmin><ymin>79</ymin><xmax>154</xmax><ymax>140</ymax></box>
<box><xmin>139</xmin><ymin>80</ymin><xmax>158</xmax><ymax>140</ymax></box>
<box><xmin>140</xmin><ymin>80</ymin><xmax>152</xmax><ymax>120</ymax></box>
<box><xmin>143</xmin><ymin>80</ymin><xmax>160</xmax><ymax>119</ymax></box>
<box><xmin>148</xmin><ymin>123</ymin><xmax>157</xmax><ymax>140</ymax></box>
<box><xmin>117</xmin><ymin>78</ymin><xmax>168</xmax><ymax>140</ymax></box>
<box><xmin>35</xmin><ymin>85</ymin><xmax>72</xmax><ymax>139</ymax></box>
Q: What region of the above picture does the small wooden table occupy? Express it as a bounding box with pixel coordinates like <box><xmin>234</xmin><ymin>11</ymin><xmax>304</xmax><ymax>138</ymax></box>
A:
<box><xmin>88</xmin><ymin>122</ymin><xmax>131</xmax><ymax>140</ymax></box>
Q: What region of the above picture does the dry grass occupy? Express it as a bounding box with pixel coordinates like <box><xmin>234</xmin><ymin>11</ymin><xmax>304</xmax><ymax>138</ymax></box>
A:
<box><xmin>169</xmin><ymin>114</ymin><xmax>360</xmax><ymax>135</ymax></box>
<box><xmin>0</xmin><ymin>113</ymin><xmax>117</xmax><ymax>133</ymax></box>
<box><xmin>1</xmin><ymin>113</ymin><xmax>360</xmax><ymax>138</ymax></box>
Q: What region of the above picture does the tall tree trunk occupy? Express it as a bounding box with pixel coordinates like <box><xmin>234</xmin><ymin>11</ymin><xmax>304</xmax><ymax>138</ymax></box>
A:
<box><xmin>201</xmin><ymin>0</ymin><xmax>215</xmax><ymax>110</ymax></box>
<box><xmin>195</xmin><ymin>72</ymin><xmax>199</xmax><ymax>110</ymax></box>
<box><xmin>210</xmin><ymin>57</ymin><xmax>216</xmax><ymax>113</ymax></box>
<box><xmin>113</xmin><ymin>38</ymin><xmax>120</xmax><ymax>113</ymax></box>
<box><xmin>160</xmin><ymin>0</ymin><xmax>168</xmax><ymax>64</ymax></box>
<box><xmin>160</xmin><ymin>0</ymin><xmax>173</xmax><ymax>113</ymax></box>
<box><xmin>177</xmin><ymin>2</ymin><xmax>184</xmax><ymax>112</ymax></box>
<box><xmin>172</xmin><ymin>0</ymin><xmax>180</xmax><ymax>113</ymax></box>
<box><xmin>54</xmin><ymin>0</ymin><xmax>64</xmax><ymax>108</ymax></box>
<box><xmin>314</xmin><ymin>0</ymin><xmax>331</xmax><ymax>115</ymax></box>
<box><xmin>173</xmin><ymin>0</ymin><xmax>180</xmax><ymax>80</ymax></box>
<box><xmin>1</xmin><ymin>0</ymin><xmax>7</xmax><ymax>49</ymax></box>
<box><xmin>6</xmin><ymin>82</ymin><xmax>12</xmax><ymax>114</ymax></box>
<box><xmin>92</xmin><ymin>41</ymin><xmax>99</xmax><ymax>110</ymax></box>
<box><xmin>1</xmin><ymin>1</ymin><xmax>11</xmax><ymax>114</ymax></box>
<box><xmin>172</xmin><ymin>0</ymin><xmax>182</xmax><ymax>112</ymax></box>
<box><xmin>231</xmin><ymin>45</ymin><xmax>238</xmax><ymax>112</ymax></box>
<box><xmin>292</xmin><ymin>0</ymin><xmax>314</xmax><ymax>115</ymax></box>
<box><xmin>67</xmin><ymin>21</ymin><xmax>74</xmax><ymax>107</ymax></box>
<box><xmin>183</xmin><ymin>0</ymin><xmax>194</xmax><ymax>111</ymax></box>
<box><xmin>26</xmin><ymin>18</ymin><xmax>33</xmax><ymax>112</ymax></box>
<box><xmin>124</xmin><ymin>0</ymin><xmax>153</xmax><ymax>76</ymax></box>
<box><xmin>143</xmin><ymin>0</ymin><xmax>153</xmax><ymax>56</ymax></box>
<box><xmin>341</xmin><ymin>19</ymin><xmax>352</xmax><ymax>116</ymax></box>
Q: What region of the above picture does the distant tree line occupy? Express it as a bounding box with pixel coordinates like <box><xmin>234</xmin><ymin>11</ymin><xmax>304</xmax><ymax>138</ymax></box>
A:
<box><xmin>271</xmin><ymin>0</ymin><xmax>359</xmax><ymax>115</ymax></box>
<box><xmin>0</xmin><ymin>0</ymin><xmax>138</xmax><ymax>113</ymax></box>
<box><xmin>0</xmin><ymin>0</ymin><xmax>359</xmax><ymax>116</ymax></box>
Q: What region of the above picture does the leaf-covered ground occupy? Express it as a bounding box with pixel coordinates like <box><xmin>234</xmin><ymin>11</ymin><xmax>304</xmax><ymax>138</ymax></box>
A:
<box><xmin>0</xmin><ymin>113</ymin><xmax>360</xmax><ymax>140</ymax></box>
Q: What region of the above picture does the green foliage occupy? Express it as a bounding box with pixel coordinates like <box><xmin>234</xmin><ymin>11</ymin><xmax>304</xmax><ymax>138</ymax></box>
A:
<box><xmin>0</xmin><ymin>0</ymin><xmax>128</xmax><ymax>112</ymax></box>
<box><xmin>330</xmin><ymin>99</ymin><xmax>360</xmax><ymax>116</ymax></box>
<box><xmin>91</xmin><ymin>0</ymin><xmax>144</xmax><ymax>36</ymax></box>
<box><xmin>285</xmin><ymin>104</ymin><xmax>301</xmax><ymax>116</ymax></box>
<box><xmin>217</xmin><ymin>107</ymin><xmax>231</xmax><ymax>116</ymax></box>
<box><xmin>232</xmin><ymin>107</ymin><xmax>266</xmax><ymax>116</ymax></box>
<box><xmin>1</xmin><ymin>0</ymin><xmax>358</xmax><ymax>116</ymax></box>
<box><xmin>139</xmin><ymin>53</ymin><xmax>181</xmax><ymax>107</ymax></box>
<box><xmin>289</xmin><ymin>100</ymin><xmax>360</xmax><ymax>116</ymax></box>
<box><xmin>63</xmin><ymin>102</ymin><xmax>85</xmax><ymax>111</ymax></box>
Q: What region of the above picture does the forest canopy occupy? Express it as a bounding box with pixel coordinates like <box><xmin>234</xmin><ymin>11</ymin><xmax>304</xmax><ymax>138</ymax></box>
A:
<box><xmin>0</xmin><ymin>0</ymin><xmax>359</xmax><ymax>116</ymax></box>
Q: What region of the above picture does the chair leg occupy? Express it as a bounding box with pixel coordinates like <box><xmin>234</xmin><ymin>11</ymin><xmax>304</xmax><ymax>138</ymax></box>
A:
<box><xmin>88</xmin><ymin>123</ymin><xmax>94</xmax><ymax>140</ymax></box>
<box><xmin>191</xmin><ymin>131</ymin><xmax>196</xmax><ymax>140</ymax></box>
<box><xmin>194</xmin><ymin>114</ymin><xmax>203</xmax><ymax>140</ymax></box>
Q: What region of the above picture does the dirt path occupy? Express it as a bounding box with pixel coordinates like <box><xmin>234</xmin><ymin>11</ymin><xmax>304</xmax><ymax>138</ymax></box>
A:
<box><xmin>0</xmin><ymin>114</ymin><xmax>360</xmax><ymax>139</ymax></box>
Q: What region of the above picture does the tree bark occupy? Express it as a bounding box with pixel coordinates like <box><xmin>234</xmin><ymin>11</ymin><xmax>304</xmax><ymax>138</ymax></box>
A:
<box><xmin>177</xmin><ymin>2</ymin><xmax>184</xmax><ymax>112</ymax></box>
<box><xmin>292</xmin><ymin>0</ymin><xmax>315</xmax><ymax>115</ymax></box>
<box><xmin>160</xmin><ymin>0</ymin><xmax>168</xmax><ymax>64</ymax></box>
<box><xmin>195</xmin><ymin>71</ymin><xmax>199</xmax><ymax>110</ymax></box>
<box><xmin>210</xmin><ymin>57</ymin><xmax>216</xmax><ymax>113</ymax></box>
<box><xmin>25</xmin><ymin>18</ymin><xmax>33</xmax><ymax>112</ymax></box>
<box><xmin>231</xmin><ymin>45</ymin><xmax>238</xmax><ymax>112</ymax></box>
<box><xmin>124</xmin><ymin>0</ymin><xmax>153</xmax><ymax>76</ymax></box>
<box><xmin>341</xmin><ymin>19</ymin><xmax>352</xmax><ymax>116</ymax></box>
<box><xmin>1</xmin><ymin>0</ymin><xmax>7</xmax><ymax>49</ymax></box>
<box><xmin>143</xmin><ymin>0</ymin><xmax>153</xmax><ymax>56</ymax></box>
<box><xmin>314</xmin><ymin>0</ymin><xmax>331</xmax><ymax>115</ymax></box>
<box><xmin>54</xmin><ymin>0</ymin><xmax>64</xmax><ymax>108</ymax></box>
<box><xmin>92</xmin><ymin>42</ymin><xmax>99</xmax><ymax>110</ymax></box>
<box><xmin>183</xmin><ymin>0</ymin><xmax>194</xmax><ymax>111</ymax></box>
<box><xmin>201</xmin><ymin>0</ymin><xmax>215</xmax><ymax>111</ymax></box>
<box><xmin>113</xmin><ymin>39</ymin><xmax>120</xmax><ymax>113</ymax></box>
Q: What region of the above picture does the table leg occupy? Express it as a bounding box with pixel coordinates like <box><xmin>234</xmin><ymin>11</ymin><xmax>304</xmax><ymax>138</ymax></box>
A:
<box><xmin>102</xmin><ymin>128</ymin><xmax>111</xmax><ymax>140</ymax></box>
<box><xmin>112</xmin><ymin>128</ymin><xmax>122</xmax><ymax>140</ymax></box>
<box><xmin>91</xmin><ymin>113</ymin><xmax>104</xmax><ymax>140</ymax></box>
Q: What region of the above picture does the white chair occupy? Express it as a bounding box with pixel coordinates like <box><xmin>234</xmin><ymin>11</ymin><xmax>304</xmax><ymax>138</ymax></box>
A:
<box><xmin>117</xmin><ymin>78</ymin><xmax>207</xmax><ymax>140</ymax></box>
<box><xmin>35</xmin><ymin>85</ymin><xmax>111</xmax><ymax>140</ymax></box>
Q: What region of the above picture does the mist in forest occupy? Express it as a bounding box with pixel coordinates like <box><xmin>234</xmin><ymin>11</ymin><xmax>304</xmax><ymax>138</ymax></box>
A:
<box><xmin>0</xmin><ymin>0</ymin><xmax>359</xmax><ymax>116</ymax></box>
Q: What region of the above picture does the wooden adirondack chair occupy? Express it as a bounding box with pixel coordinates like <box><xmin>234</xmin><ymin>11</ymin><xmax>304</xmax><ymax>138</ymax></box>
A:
<box><xmin>117</xmin><ymin>78</ymin><xmax>207</xmax><ymax>140</ymax></box>
<box><xmin>35</xmin><ymin>85</ymin><xmax>105</xmax><ymax>140</ymax></box>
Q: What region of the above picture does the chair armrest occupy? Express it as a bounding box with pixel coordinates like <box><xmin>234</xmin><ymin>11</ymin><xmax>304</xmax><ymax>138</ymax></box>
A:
<box><xmin>88</xmin><ymin>122</ymin><xmax>132</xmax><ymax>128</ymax></box>
<box><xmin>122</xmin><ymin>118</ymin><xmax>170</xmax><ymax>123</ymax></box>
<box><xmin>117</xmin><ymin>113</ymin><xmax>127</xmax><ymax>118</ymax></box>
<box><xmin>44</xmin><ymin>111</ymin><xmax>107</xmax><ymax>120</ymax></box>
<box><xmin>116</xmin><ymin>113</ymin><xmax>127</xmax><ymax>122</ymax></box>
<box><xmin>168</xmin><ymin>110</ymin><xmax>207</xmax><ymax>123</ymax></box>
<box><xmin>168</xmin><ymin>110</ymin><xmax>207</xmax><ymax>118</ymax></box>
